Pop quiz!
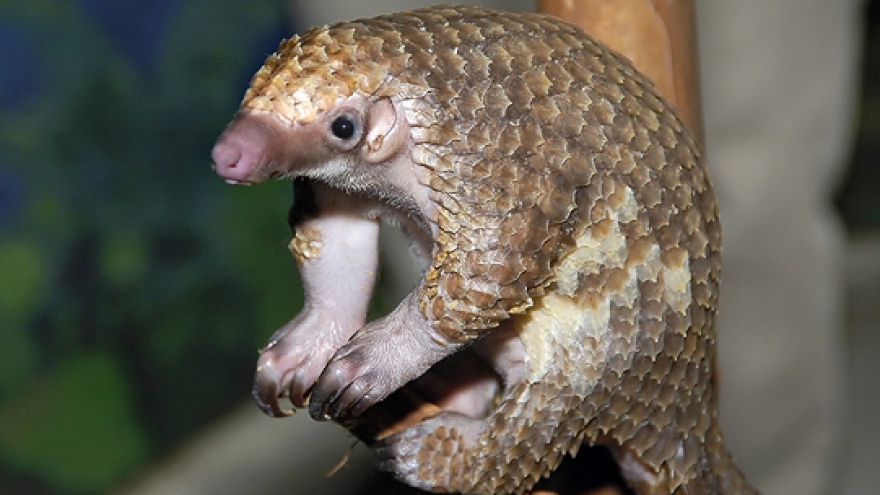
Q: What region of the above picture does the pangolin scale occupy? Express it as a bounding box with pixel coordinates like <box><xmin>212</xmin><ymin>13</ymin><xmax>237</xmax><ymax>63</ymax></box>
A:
<box><xmin>211</xmin><ymin>4</ymin><xmax>759</xmax><ymax>494</ymax></box>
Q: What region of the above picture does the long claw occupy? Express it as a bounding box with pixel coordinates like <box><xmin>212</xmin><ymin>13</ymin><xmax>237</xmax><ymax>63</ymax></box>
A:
<box><xmin>253</xmin><ymin>360</ymin><xmax>295</xmax><ymax>417</ymax></box>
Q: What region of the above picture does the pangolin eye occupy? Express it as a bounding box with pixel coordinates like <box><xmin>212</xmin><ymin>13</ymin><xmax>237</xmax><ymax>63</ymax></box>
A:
<box><xmin>330</xmin><ymin>115</ymin><xmax>356</xmax><ymax>140</ymax></box>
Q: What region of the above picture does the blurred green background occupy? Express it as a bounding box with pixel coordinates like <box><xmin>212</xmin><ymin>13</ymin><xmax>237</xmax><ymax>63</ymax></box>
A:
<box><xmin>0</xmin><ymin>0</ymin><xmax>302</xmax><ymax>493</ymax></box>
<box><xmin>0</xmin><ymin>0</ymin><xmax>878</xmax><ymax>494</ymax></box>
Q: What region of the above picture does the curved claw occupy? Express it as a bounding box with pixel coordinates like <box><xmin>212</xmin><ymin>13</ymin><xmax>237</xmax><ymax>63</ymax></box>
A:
<box><xmin>253</xmin><ymin>358</ymin><xmax>295</xmax><ymax>417</ymax></box>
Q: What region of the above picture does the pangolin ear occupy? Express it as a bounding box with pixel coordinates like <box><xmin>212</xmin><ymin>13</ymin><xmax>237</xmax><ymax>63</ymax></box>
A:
<box><xmin>363</xmin><ymin>98</ymin><xmax>409</xmax><ymax>164</ymax></box>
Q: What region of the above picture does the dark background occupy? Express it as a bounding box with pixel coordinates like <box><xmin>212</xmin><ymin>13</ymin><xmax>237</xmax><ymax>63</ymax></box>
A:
<box><xmin>0</xmin><ymin>1</ymin><xmax>877</xmax><ymax>494</ymax></box>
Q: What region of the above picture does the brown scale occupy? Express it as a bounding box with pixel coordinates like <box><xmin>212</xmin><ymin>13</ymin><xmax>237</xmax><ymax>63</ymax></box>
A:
<box><xmin>236</xmin><ymin>4</ymin><xmax>758</xmax><ymax>495</ymax></box>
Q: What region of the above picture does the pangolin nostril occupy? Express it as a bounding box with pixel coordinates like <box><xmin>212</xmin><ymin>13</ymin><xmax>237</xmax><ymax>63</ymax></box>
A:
<box><xmin>211</xmin><ymin>142</ymin><xmax>243</xmax><ymax>174</ymax></box>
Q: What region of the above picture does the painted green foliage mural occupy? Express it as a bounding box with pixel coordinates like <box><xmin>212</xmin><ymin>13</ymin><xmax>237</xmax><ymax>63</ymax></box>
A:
<box><xmin>0</xmin><ymin>1</ymin><xmax>299</xmax><ymax>492</ymax></box>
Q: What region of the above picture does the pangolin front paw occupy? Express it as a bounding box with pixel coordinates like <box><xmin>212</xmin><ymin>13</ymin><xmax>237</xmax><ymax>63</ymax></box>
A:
<box><xmin>308</xmin><ymin>301</ymin><xmax>457</xmax><ymax>421</ymax></box>
<box><xmin>252</xmin><ymin>310</ymin><xmax>359</xmax><ymax>417</ymax></box>
<box><xmin>374</xmin><ymin>411</ymin><xmax>486</xmax><ymax>492</ymax></box>
<box><xmin>308</xmin><ymin>323</ymin><xmax>426</xmax><ymax>420</ymax></box>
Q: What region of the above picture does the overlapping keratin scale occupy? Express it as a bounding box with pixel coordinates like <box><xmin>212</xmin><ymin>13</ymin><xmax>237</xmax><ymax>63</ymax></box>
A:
<box><xmin>374</xmin><ymin>5</ymin><xmax>737</xmax><ymax>493</ymax></box>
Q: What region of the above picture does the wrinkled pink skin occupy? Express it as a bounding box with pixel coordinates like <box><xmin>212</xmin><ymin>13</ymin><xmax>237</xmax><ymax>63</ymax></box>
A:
<box><xmin>212</xmin><ymin>95</ymin><xmax>527</xmax><ymax>424</ymax></box>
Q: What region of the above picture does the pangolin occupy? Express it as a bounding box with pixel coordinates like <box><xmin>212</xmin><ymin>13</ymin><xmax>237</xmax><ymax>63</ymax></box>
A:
<box><xmin>211</xmin><ymin>4</ymin><xmax>758</xmax><ymax>494</ymax></box>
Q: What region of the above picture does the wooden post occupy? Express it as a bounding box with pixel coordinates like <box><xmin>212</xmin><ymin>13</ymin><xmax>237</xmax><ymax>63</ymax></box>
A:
<box><xmin>537</xmin><ymin>0</ymin><xmax>703</xmax><ymax>145</ymax></box>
